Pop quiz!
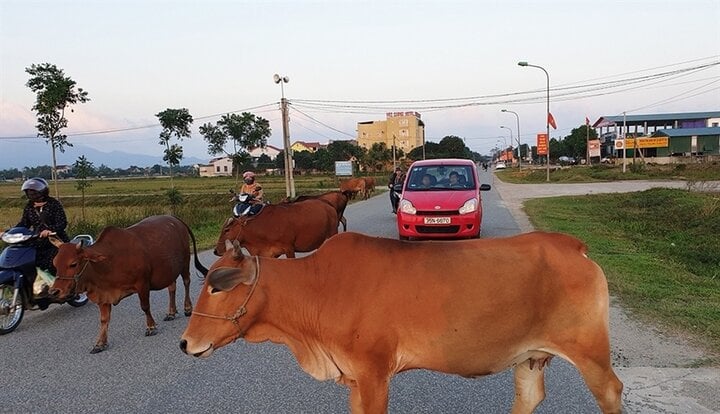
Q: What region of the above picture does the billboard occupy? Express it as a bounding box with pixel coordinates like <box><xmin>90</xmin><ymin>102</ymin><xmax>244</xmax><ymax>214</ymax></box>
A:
<box><xmin>335</xmin><ymin>161</ymin><xmax>353</xmax><ymax>176</ymax></box>
<box><xmin>536</xmin><ymin>133</ymin><xmax>548</xmax><ymax>155</ymax></box>
<box><xmin>588</xmin><ymin>139</ymin><xmax>601</xmax><ymax>158</ymax></box>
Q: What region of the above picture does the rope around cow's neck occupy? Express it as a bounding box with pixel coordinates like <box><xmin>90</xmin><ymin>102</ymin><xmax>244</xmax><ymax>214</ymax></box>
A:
<box><xmin>191</xmin><ymin>255</ymin><xmax>261</xmax><ymax>327</ymax></box>
<box><xmin>54</xmin><ymin>259</ymin><xmax>91</xmax><ymax>283</ymax></box>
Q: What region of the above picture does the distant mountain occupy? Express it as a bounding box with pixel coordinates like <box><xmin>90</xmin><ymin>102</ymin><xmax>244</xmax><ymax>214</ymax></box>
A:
<box><xmin>0</xmin><ymin>140</ymin><xmax>208</xmax><ymax>170</ymax></box>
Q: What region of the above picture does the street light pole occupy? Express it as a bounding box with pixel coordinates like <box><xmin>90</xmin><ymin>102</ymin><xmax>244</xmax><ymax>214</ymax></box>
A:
<box><xmin>274</xmin><ymin>74</ymin><xmax>295</xmax><ymax>198</ymax></box>
<box><xmin>500</xmin><ymin>125</ymin><xmax>514</xmax><ymax>167</ymax></box>
<box><xmin>518</xmin><ymin>61</ymin><xmax>550</xmax><ymax>182</ymax></box>
<box><xmin>501</xmin><ymin>109</ymin><xmax>521</xmax><ymax>170</ymax></box>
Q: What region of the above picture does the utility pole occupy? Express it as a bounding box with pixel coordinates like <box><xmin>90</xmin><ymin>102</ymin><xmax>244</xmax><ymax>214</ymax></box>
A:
<box><xmin>622</xmin><ymin>111</ymin><xmax>627</xmax><ymax>173</ymax></box>
<box><xmin>274</xmin><ymin>74</ymin><xmax>295</xmax><ymax>198</ymax></box>
<box><xmin>392</xmin><ymin>134</ymin><xmax>397</xmax><ymax>169</ymax></box>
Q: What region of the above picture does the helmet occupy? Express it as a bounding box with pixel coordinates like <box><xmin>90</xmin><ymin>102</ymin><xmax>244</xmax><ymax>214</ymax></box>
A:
<box><xmin>242</xmin><ymin>171</ymin><xmax>255</xmax><ymax>179</ymax></box>
<box><xmin>21</xmin><ymin>177</ymin><xmax>50</xmax><ymax>194</ymax></box>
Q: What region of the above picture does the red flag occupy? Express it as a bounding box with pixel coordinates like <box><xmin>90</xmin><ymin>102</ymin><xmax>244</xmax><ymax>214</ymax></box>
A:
<box><xmin>585</xmin><ymin>116</ymin><xmax>590</xmax><ymax>126</ymax></box>
<box><xmin>548</xmin><ymin>112</ymin><xmax>557</xmax><ymax>129</ymax></box>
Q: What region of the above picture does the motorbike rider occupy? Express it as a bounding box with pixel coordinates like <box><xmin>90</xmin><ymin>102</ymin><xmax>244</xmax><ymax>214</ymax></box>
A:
<box><xmin>388</xmin><ymin>166</ymin><xmax>404</xmax><ymax>213</ymax></box>
<box><xmin>15</xmin><ymin>177</ymin><xmax>70</xmax><ymax>295</ymax></box>
<box><xmin>240</xmin><ymin>171</ymin><xmax>264</xmax><ymax>202</ymax></box>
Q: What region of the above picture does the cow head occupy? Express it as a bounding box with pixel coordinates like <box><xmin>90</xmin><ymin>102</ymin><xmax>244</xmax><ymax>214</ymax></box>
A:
<box><xmin>180</xmin><ymin>239</ymin><xmax>261</xmax><ymax>358</ymax></box>
<box><xmin>50</xmin><ymin>242</ymin><xmax>106</xmax><ymax>300</ymax></box>
<box><xmin>214</xmin><ymin>217</ymin><xmax>245</xmax><ymax>256</ymax></box>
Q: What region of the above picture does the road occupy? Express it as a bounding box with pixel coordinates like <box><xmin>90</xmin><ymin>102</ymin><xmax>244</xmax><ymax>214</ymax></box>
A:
<box><xmin>3</xmin><ymin>170</ymin><xmax>691</xmax><ymax>413</ymax></box>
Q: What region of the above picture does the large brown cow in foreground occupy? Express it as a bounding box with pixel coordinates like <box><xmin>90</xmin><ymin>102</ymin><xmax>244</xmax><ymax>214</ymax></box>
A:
<box><xmin>215</xmin><ymin>198</ymin><xmax>338</xmax><ymax>257</ymax></box>
<box><xmin>51</xmin><ymin>215</ymin><xmax>208</xmax><ymax>353</ymax></box>
<box><xmin>181</xmin><ymin>232</ymin><xmax>623</xmax><ymax>413</ymax></box>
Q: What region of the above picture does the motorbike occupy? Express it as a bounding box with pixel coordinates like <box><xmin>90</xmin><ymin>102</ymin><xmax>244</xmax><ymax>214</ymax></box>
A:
<box><xmin>390</xmin><ymin>184</ymin><xmax>402</xmax><ymax>214</ymax></box>
<box><xmin>0</xmin><ymin>227</ymin><xmax>92</xmax><ymax>335</ymax></box>
<box><xmin>229</xmin><ymin>190</ymin><xmax>264</xmax><ymax>218</ymax></box>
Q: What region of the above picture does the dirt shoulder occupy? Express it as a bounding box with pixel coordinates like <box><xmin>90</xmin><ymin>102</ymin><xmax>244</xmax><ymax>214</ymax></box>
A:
<box><xmin>492</xmin><ymin>177</ymin><xmax>720</xmax><ymax>413</ymax></box>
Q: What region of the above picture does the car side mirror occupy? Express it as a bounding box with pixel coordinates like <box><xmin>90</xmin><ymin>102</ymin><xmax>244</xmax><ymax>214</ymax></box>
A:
<box><xmin>393</xmin><ymin>183</ymin><xmax>403</xmax><ymax>193</ymax></box>
<box><xmin>479</xmin><ymin>184</ymin><xmax>492</xmax><ymax>192</ymax></box>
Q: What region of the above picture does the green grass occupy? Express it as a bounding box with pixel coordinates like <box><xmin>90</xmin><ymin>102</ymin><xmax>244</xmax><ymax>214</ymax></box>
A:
<box><xmin>497</xmin><ymin>162</ymin><xmax>720</xmax><ymax>183</ymax></box>
<box><xmin>524</xmin><ymin>189</ymin><xmax>720</xmax><ymax>354</ymax></box>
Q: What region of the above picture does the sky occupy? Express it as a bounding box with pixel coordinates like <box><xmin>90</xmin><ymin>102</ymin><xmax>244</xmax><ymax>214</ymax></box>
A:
<box><xmin>1</xmin><ymin>0</ymin><xmax>719</xmax><ymax>166</ymax></box>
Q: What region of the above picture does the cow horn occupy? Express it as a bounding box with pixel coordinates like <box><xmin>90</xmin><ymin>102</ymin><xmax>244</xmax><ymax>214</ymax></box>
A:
<box><xmin>48</xmin><ymin>235</ymin><xmax>64</xmax><ymax>248</ymax></box>
<box><xmin>231</xmin><ymin>240</ymin><xmax>244</xmax><ymax>259</ymax></box>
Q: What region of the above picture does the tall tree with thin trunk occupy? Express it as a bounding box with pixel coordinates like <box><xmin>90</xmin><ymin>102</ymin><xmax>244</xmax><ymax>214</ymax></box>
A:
<box><xmin>25</xmin><ymin>63</ymin><xmax>89</xmax><ymax>198</ymax></box>
<box><xmin>156</xmin><ymin>108</ymin><xmax>193</xmax><ymax>188</ymax></box>
<box><xmin>73</xmin><ymin>155</ymin><xmax>94</xmax><ymax>221</ymax></box>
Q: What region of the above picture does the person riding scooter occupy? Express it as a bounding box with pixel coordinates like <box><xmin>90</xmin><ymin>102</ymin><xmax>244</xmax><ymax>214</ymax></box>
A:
<box><xmin>15</xmin><ymin>178</ymin><xmax>69</xmax><ymax>294</ymax></box>
<box><xmin>239</xmin><ymin>171</ymin><xmax>264</xmax><ymax>202</ymax></box>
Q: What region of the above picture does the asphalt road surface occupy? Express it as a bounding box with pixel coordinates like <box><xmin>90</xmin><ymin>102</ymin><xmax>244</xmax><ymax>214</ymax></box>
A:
<box><xmin>2</xmin><ymin>168</ymin><xmax>603</xmax><ymax>413</ymax></box>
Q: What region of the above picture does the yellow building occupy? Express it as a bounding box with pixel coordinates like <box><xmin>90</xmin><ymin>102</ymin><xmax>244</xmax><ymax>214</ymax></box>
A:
<box><xmin>357</xmin><ymin>112</ymin><xmax>425</xmax><ymax>154</ymax></box>
<box><xmin>291</xmin><ymin>140</ymin><xmax>323</xmax><ymax>153</ymax></box>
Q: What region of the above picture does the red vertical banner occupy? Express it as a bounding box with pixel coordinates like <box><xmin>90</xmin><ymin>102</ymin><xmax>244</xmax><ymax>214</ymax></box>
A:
<box><xmin>537</xmin><ymin>133</ymin><xmax>548</xmax><ymax>155</ymax></box>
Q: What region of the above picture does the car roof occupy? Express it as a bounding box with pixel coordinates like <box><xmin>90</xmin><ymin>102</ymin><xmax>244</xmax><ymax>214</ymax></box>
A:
<box><xmin>408</xmin><ymin>158</ymin><xmax>476</xmax><ymax>167</ymax></box>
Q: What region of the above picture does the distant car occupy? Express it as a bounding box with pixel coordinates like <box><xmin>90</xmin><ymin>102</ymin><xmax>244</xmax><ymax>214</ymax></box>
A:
<box><xmin>558</xmin><ymin>156</ymin><xmax>577</xmax><ymax>166</ymax></box>
<box><xmin>395</xmin><ymin>158</ymin><xmax>491</xmax><ymax>240</ymax></box>
<box><xmin>601</xmin><ymin>157</ymin><xmax>614</xmax><ymax>164</ymax></box>
<box><xmin>495</xmin><ymin>162</ymin><xmax>507</xmax><ymax>170</ymax></box>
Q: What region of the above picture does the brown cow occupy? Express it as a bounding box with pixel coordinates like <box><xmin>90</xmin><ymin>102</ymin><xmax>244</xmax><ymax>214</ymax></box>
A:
<box><xmin>287</xmin><ymin>190</ymin><xmax>351</xmax><ymax>232</ymax></box>
<box><xmin>50</xmin><ymin>215</ymin><xmax>208</xmax><ymax>354</ymax></box>
<box><xmin>181</xmin><ymin>232</ymin><xmax>623</xmax><ymax>414</ymax></box>
<box><xmin>215</xmin><ymin>198</ymin><xmax>338</xmax><ymax>257</ymax></box>
<box><xmin>338</xmin><ymin>177</ymin><xmax>365</xmax><ymax>200</ymax></box>
<box><xmin>361</xmin><ymin>176</ymin><xmax>376</xmax><ymax>199</ymax></box>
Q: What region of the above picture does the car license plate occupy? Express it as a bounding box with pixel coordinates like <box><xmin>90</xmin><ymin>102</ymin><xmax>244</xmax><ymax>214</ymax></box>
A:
<box><xmin>424</xmin><ymin>217</ymin><xmax>451</xmax><ymax>225</ymax></box>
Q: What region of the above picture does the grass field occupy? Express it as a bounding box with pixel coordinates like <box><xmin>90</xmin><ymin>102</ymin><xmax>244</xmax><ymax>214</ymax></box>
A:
<box><xmin>0</xmin><ymin>174</ymin><xmax>388</xmax><ymax>250</ymax></box>
<box><xmin>524</xmin><ymin>188</ymin><xmax>720</xmax><ymax>355</ymax></box>
<box><xmin>497</xmin><ymin>162</ymin><xmax>720</xmax><ymax>183</ymax></box>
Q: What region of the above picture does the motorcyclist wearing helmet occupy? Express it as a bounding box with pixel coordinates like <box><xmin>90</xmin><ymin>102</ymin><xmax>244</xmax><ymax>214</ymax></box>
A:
<box><xmin>239</xmin><ymin>171</ymin><xmax>264</xmax><ymax>202</ymax></box>
<box><xmin>16</xmin><ymin>178</ymin><xmax>70</xmax><ymax>277</ymax></box>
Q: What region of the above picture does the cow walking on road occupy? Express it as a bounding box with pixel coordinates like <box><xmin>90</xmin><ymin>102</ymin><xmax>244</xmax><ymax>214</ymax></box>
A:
<box><xmin>181</xmin><ymin>231</ymin><xmax>623</xmax><ymax>414</ymax></box>
<box><xmin>51</xmin><ymin>215</ymin><xmax>208</xmax><ymax>353</ymax></box>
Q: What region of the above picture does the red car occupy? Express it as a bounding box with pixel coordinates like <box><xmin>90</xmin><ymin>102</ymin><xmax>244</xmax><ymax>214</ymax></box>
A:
<box><xmin>395</xmin><ymin>159</ymin><xmax>491</xmax><ymax>240</ymax></box>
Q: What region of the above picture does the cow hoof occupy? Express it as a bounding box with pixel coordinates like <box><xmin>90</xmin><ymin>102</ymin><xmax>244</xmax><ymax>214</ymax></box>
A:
<box><xmin>145</xmin><ymin>327</ymin><xmax>157</xmax><ymax>337</ymax></box>
<box><xmin>90</xmin><ymin>344</ymin><xmax>107</xmax><ymax>354</ymax></box>
<box><xmin>184</xmin><ymin>310</ymin><xmax>192</xmax><ymax>317</ymax></box>
<box><xmin>163</xmin><ymin>314</ymin><xmax>176</xmax><ymax>321</ymax></box>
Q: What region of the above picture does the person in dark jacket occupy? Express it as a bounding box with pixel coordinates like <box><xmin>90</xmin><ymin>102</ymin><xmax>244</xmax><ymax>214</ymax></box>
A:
<box><xmin>15</xmin><ymin>177</ymin><xmax>70</xmax><ymax>276</ymax></box>
<box><xmin>388</xmin><ymin>166</ymin><xmax>404</xmax><ymax>213</ymax></box>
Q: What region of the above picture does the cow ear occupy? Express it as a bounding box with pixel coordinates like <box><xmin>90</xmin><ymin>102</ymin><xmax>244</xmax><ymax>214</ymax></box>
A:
<box><xmin>49</xmin><ymin>235</ymin><xmax>64</xmax><ymax>248</ymax></box>
<box><xmin>231</xmin><ymin>240</ymin><xmax>244</xmax><ymax>259</ymax></box>
<box><xmin>81</xmin><ymin>248</ymin><xmax>107</xmax><ymax>263</ymax></box>
<box><xmin>208</xmin><ymin>267</ymin><xmax>255</xmax><ymax>292</ymax></box>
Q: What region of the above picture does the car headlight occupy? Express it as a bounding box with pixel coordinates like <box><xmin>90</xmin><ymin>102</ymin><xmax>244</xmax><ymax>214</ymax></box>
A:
<box><xmin>458</xmin><ymin>198</ymin><xmax>478</xmax><ymax>214</ymax></box>
<box><xmin>399</xmin><ymin>199</ymin><xmax>416</xmax><ymax>215</ymax></box>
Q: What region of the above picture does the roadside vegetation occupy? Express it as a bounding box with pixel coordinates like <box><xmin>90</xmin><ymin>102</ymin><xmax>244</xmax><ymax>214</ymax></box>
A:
<box><xmin>496</xmin><ymin>162</ymin><xmax>720</xmax><ymax>183</ymax></box>
<box><xmin>0</xmin><ymin>175</ymin><xmax>386</xmax><ymax>251</ymax></box>
<box><xmin>524</xmin><ymin>188</ymin><xmax>720</xmax><ymax>356</ymax></box>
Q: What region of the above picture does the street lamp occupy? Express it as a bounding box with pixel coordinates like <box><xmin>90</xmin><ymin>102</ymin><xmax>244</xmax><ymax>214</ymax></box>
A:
<box><xmin>274</xmin><ymin>73</ymin><xmax>295</xmax><ymax>198</ymax></box>
<box><xmin>518</xmin><ymin>61</ymin><xmax>550</xmax><ymax>182</ymax></box>
<box><xmin>501</xmin><ymin>109</ymin><xmax>522</xmax><ymax>170</ymax></box>
<box><xmin>500</xmin><ymin>126</ymin><xmax>513</xmax><ymax>166</ymax></box>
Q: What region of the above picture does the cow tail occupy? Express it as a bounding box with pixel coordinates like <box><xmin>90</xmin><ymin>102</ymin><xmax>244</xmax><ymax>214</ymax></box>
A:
<box><xmin>177</xmin><ymin>217</ymin><xmax>209</xmax><ymax>277</ymax></box>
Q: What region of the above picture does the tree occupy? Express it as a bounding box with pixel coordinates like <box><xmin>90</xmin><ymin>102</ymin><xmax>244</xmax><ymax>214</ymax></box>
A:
<box><xmin>326</xmin><ymin>141</ymin><xmax>366</xmax><ymax>163</ymax></box>
<box><xmin>256</xmin><ymin>154</ymin><xmax>273</xmax><ymax>170</ymax></box>
<box><xmin>156</xmin><ymin>108</ymin><xmax>193</xmax><ymax>188</ymax></box>
<box><xmin>73</xmin><ymin>155</ymin><xmax>94</xmax><ymax>221</ymax></box>
<box><xmin>25</xmin><ymin>63</ymin><xmax>90</xmax><ymax>198</ymax></box>
<box><xmin>199</xmin><ymin>112</ymin><xmax>271</xmax><ymax>181</ymax></box>
<box><xmin>364</xmin><ymin>142</ymin><xmax>393</xmax><ymax>171</ymax></box>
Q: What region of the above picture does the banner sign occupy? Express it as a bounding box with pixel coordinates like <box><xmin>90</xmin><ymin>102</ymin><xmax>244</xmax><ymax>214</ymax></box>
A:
<box><xmin>537</xmin><ymin>133</ymin><xmax>548</xmax><ymax>155</ymax></box>
<box><xmin>588</xmin><ymin>139</ymin><xmax>601</xmax><ymax>158</ymax></box>
<box><xmin>335</xmin><ymin>161</ymin><xmax>353</xmax><ymax>176</ymax></box>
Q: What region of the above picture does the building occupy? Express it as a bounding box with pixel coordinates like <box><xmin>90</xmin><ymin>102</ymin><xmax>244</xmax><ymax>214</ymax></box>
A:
<box><xmin>592</xmin><ymin>111</ymin><xmax>720</xmax><ymax>160</ymax></box>
<box><xmin>248</xmin><ymin>145</ymin><xmax>282</xmax><ymax>159</ymax></box>
<box><xmin>291</xmin><ymin>141</ymin><xmax>324</xmax><ymax>153</ymax></box>
<box><xmin>197</xmin><ymin>157</ymin><xmax>233</xmax><ymax>177</ymax></box>
<box><xmin>357</xmin><ymin>112</ymin><xmax>425</xmax><ymax>154</ymax></box>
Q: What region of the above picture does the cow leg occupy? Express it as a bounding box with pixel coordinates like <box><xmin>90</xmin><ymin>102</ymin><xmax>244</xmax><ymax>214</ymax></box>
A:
<box><xmin>340</xmin><ymin>216</ymin><xmax>347</xmax><ymax>232</ymax></box>
<box><xmin>181</xmin><ymin>269</ymin><xmax>193</xmax><ymax>317</ymax></box>
<box><xmin>91</xmin><ymin>303</ymin><xmax>112</xmax><ymax>354</ymax></box>
<box><xmin>138</xmin><ymin>287</ymin><xmax>158</xmax><ymax>336</ymax></box>
<box><xmin>164</xmin><ymin>280</ymin><xmax>178</xmax><ymax>321</ymax></box>
<box><xmin>572</xmin><ymin>354</ymin><xmax>623</xmax><ymax>414</ymax></box>
<box><xmin>345</xmin><ymin>371</ymin><xmax>390</xmax><ymax>414</ymax></box>
<box><xmin>511</xmin><ymin>358</ymin><xmax>547</xmax><ymax>414</ymax></box>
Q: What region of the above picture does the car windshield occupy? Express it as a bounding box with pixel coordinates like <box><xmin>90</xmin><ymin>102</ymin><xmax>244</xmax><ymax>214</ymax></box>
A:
<box><xmin>405</xmin><ymin>165</ymin><xmax>476</xmax><ymax>191</ymax></box>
